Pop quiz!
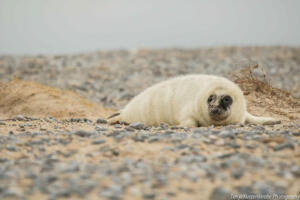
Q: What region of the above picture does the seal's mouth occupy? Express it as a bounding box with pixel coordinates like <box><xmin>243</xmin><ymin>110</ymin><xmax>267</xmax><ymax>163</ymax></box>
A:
<box><xmin>209</xmin><ymin>108</ymin><xmax>228</xmax><ymax>121</ymax></box>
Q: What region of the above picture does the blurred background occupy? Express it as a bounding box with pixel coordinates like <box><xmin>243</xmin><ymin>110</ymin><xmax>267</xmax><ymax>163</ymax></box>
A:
<box><xmin>1</xmin><ymin>0</ymin><xmax>300</xmax><ymax>55</ymax></box>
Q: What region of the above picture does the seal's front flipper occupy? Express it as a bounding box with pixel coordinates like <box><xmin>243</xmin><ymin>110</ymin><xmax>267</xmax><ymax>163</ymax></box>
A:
<box><xmin>245</xmin><ymin>112</ymin><xmax>281</xmax><ymax>125</ymax></box>
<box><xmin>179</xmin><ymin>117</ymin><xmax>198</xmax><ymax>127</ymax></box>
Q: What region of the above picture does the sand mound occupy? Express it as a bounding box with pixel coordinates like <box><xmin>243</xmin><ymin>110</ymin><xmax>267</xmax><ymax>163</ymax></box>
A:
<box><xmin>232</xmin><ymin>64</ymin><xmax>300</xmax><ymax>123</ymax></box>
<box><xmin>0</xmin><ymin>78</ymin><xmax>114</xmax><ymax>119</ymax></box>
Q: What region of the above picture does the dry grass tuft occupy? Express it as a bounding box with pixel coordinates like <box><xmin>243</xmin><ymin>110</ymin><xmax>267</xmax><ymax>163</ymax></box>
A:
<box><xmin>231</xmin><ymin>64</ymin><xmax>300</xmax><ymax>121</ymax></box>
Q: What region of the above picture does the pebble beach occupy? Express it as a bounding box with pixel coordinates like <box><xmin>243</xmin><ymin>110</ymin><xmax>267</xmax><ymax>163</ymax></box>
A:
<box><xmin>0</xmin><ymin>46</ymin><xmax>299</xmax><ymax>200</ymax></box>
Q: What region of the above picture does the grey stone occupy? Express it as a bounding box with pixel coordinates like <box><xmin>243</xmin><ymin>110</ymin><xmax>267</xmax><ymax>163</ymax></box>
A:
<box><xmin>14</xmin><ymin>115</ymin><xmax>25</xmax><ymax>121</ymax></box>
<box><xmin>71</xmin><ymin>118</ymin><xmax>81</xmax><ymax>122</ymax></box>
<box><xmin>92</xmin><ymin>139</ymin><xmax>106</xmax><ymax>145</ymax></box>
<box><xmin>175</xmin><ymin>144</ymin><xmax>190</xmax><ymax>150</ymax></box>
<box><xmin>253</xmin><ymin>182</ymin><xmax>274</xmax><ymax>195</ymax></box>
<box><xmin>291</xmin><ymin>166</ymin><xmax>300</xmax><ymax>177</ymax></box>
<box><xmin>292</xmin><ymin>132</ymin><xmax>300</xmax><ymax>136</ymax></box>
<box><xmin>129</xmin><ymin>122</ymin><xmax>145</xmax><ymax>129</ymax></box>
<box><xmin>124</xmin><ymin>126</ymin><xmax>135</xmax><ymax>132</ymax></box>
<box><xmin>176</xmin><ymin>155</ymin><xmax>207</xmax><ymax>163</ymax></box>
<box><xmin>209</xmin><ymin>187</ymin><xmax>231</xmax><ymax>200</ymax></box>
<box><xmin>44</xmin><ymin>117</ymin><xmax>57</xmax><ymax>123</ymax></box>
<box><xmin>235</xmin><ymin>186</ymin><xmax>254</xmax><ymax>195</ymax></box>
<box><xmin>231</xmin><ymin>168</ymin><xmax>244</xmax><ymax>179</ymax></box>
<box><xmin>273</xmin><ymin>141</ymin><xmax>294</xmax><ymax>151</ymax></box>
<box><xmin>74</xmin><ymin>130</ymin><xmax>94</xmax><ymax>137</ymax></box>
<box><xmin>114</xmin><ymin>124</ymin><xmax>122</xmax><ymax>128</ymax></box>
<box><xmin>96</xmin><ymin>118</ymin><xmax>107</xmax><ymax>124</ymax></box>
<box><xmin>225</xmin><ymin>142</ymin><xmax>241</xmax><ymax>149</ymax></box>
<box><xmin>170</xmin><ymin>125</ymin><xmax>181</xmax><ymax>130</ymax></box>
<box><xmin>159</xmin><ymin>123</ymin><xmax>169</xmax><ymax>129</ymax></box>
<box><xmin>58</xmin><ymin>162</ymin><xmax>80</xmax><ymax>173</ymax></box>
<box><xmin>143</xmin><ymin>192</ymin><xmax>156</xmax><ymax>199</ymax></box>
<box><xmin>99</xmin><ymin>184</ymin><xmax>123</xmax><ymax>200</ymax></box>
<box><xmin>148</xmin><ymin>136</ymin><xmax>162</xmax><ymax>143</ymax></box>
<box><xmin>192</xmin><ymin>128</ymin><xmax>204</xmax><ymax>134</ymax></box>
<box><xmin>0</xmin><ymin>158</ymin><xmax>8</xmax><ymax>163</ymax></box>
<box><xmin>217</xmin><ymin>152</ymin><xmax>237</xmax><ymax>159</ymax></box>
<box><xmin>108</xmin><ymin>130</ymin><xmax>121</xmax><ymax>137</ymax></box>
<box><xmin>219</xmin><ymin>130</ymin><xmax>237</xmax><ymax>139</ymax></box>
<box><xmin>6</xmin><ymin>144</ymin><xmax>18</xmax><ymax>152</ymax></box>
<box><xmin>166</xmin><ymin>191</ymin><xmax>176</xmax><ymax>197</ymax></box>
<box><xmin>132</xmin><ymin>134</ymin><xmax>147</xmax><ymax>142</ymax></box>
<box><xmin>95</xmin><ymin>126</ymin><xmax>107</xmax><ymax>132</ymax></box>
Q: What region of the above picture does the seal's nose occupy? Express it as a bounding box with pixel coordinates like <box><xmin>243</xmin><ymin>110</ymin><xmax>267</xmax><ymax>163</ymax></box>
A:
<box><xmin>211</xmin><ymin>108</ymin><xmax>221</xmax><ymax>115</ymax></box>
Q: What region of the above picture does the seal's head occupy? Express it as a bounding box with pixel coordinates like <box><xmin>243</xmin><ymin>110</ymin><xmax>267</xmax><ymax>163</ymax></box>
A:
<box><xmin>207</xmin><ymin>93</ymin><xmax>232</xmax><ymax>121</ymax></box>
<box><xmin>197</xmin><ymin>78</ymin><xmax>247</xmax><ymax>126</ymax></box>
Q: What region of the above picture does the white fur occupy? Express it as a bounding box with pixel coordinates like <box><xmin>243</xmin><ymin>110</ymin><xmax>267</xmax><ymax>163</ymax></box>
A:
<box><xmin>109</xmin><ymin>74</ymin><xmax>280</xmax><ymax>127</ymax></box>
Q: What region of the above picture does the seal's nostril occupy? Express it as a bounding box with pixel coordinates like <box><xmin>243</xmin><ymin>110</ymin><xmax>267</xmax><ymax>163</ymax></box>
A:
<box><xmin>212</xmin><ymin>108</ymin><xmax>220</xmax><ymax>115</ymax></box>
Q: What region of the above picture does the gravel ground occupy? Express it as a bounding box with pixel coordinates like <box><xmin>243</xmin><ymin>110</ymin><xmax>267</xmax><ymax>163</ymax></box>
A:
<box><xmin>0</xmin><ymin>47</ymin><xmax>299</xmax><ymax>109</ymax></box>
<box><xmin>0</xmin><ymin>47</ymin><xmax>299</xmax><ymax>200</ymax></box>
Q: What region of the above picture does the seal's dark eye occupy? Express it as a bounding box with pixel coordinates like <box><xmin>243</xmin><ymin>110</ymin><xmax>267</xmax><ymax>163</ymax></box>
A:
<box><xmin>207</xmin><ymin>95</ymin><xmax>215</xmax><ymax>103</ymax></box>
<box><xmin>222</xmin><ymin>96</ymin><xmax>232</xmax><ymax>104</ymax></box>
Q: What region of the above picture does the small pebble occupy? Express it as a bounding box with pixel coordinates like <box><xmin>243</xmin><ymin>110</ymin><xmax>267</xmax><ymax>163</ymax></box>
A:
<box><xmin>148</xmin><ymin>136</ymin><xmax>162</xmax><ymax>143</ymax></box>
<box><xmin>96</xmin><ymin>118</ymin><xmax>107</xmax><ymax>124</ymax></box>
<box><xmin>6</xmin><ymin>144</ymin><xmax>18</xmax><ymax>152</ymax></box>
<box><xmin>209</xmin><ymin>187</ymin><xmax>231</xmax><ymax>200</ymax></box>
<box><xmin>292</xmin><ymin>132</ymin><xmax>300</xmax><ymax>136</ymax></box>
<box><xmin>74</xmin><ymin>130</ymin><xmax>94</xmax><ymax>137</ymax></box>
<box><xmin>291</xmin><ymin>166</ymin><xmax>300</xmax><ymax>177</ymax></box>
<box><xmin>129</xmin><ymin>122</ymin><xmax>145</xmax><ymax>130</ymax></box>
<box><xmin>273</xmin><ymin>141</ymin><xmax>294</xmax><ymax>151</ymax></box>
<box><xmin>14</xmin><ymin>115</ymin><xmax>25</xmax><ymax>121</ymax></box>
<box><xmin>143</xmin><ymin>192</ymin><xmax>156</xmax><ymax>199</ymax></box>
<box><xmin>92</xmin><ymin>139</ymin><xmax>106</xmax><ymax>145</ymax></box>
<box><xmin>95</xmin><ymin>126</ymin><xmax>107</xmax><ymax>132</ymax></box>
<box><xmin>231</xmin><ymin>168</ymin><xmax>244</xmax><ymax>179</ymax></box>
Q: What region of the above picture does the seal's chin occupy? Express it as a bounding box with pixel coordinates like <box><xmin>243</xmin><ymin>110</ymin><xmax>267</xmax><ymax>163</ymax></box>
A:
<box><xmin>208</xmin><ymin>108</ymin><xmax>230</xmax><ymax>122</ymax></box>
<box><xmin>209</xmin><ymin>113</ymin><xmax>228</xmax><ymax>122</ymax></box>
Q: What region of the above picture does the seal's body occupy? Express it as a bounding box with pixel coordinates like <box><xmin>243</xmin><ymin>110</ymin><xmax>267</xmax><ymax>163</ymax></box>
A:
<box><xmin>109</xmin><ymin>74</ymin><xmax>280</xmax><ymax>127</ymax></box>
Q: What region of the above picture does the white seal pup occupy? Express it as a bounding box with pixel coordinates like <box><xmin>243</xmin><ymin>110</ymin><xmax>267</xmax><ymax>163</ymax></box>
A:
<box><xmin>108</xmin><ymin>74</ymin><xmax>280</xmax><ymax>127</ymax></box>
